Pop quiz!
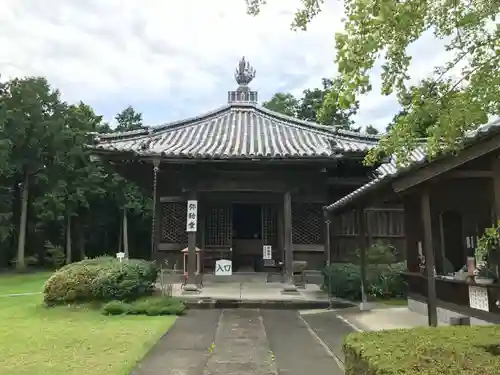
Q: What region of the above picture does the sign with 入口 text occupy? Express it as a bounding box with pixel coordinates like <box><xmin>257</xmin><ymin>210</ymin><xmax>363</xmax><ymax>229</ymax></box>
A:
<box><xmin>215</xmin><ymin>259</ymin><xmax>232</xmax><ymax>276</ymax></box>
<box><xmin>186</xmin><ymin>200</ymin><xmax>198</xmax><ymax>232</ymax></box>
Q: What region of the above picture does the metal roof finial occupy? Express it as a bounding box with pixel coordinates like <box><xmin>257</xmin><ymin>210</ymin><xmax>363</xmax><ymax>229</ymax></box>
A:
<box><xmin>234</xmin><ymin>56</ymin><xmax>256</xmax><ymax>86</ymax></box>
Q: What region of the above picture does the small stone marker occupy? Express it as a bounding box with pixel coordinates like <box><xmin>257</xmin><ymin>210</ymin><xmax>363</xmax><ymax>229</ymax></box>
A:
<box><xmin>215</xmin><ymin>259</ymin><xmax>232</xmax><ymax>276</ymax></box>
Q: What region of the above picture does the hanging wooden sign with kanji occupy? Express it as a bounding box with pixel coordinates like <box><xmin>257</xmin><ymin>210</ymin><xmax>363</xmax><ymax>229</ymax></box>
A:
<box><xmin>186</xmin><ymin>200</ymin><xmax>198</xmax><ymax>232</ymax></box>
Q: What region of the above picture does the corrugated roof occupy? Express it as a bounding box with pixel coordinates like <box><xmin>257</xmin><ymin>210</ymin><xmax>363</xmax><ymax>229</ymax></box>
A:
<box><xmin>325</xmin><ymin>117</ymin><xmax>500</xmax><ymax>212</ymax></box>
<box><xmin>91</xmin><ymin>102</ymin><xmax>378</xmax><ymax>159</ymax></box>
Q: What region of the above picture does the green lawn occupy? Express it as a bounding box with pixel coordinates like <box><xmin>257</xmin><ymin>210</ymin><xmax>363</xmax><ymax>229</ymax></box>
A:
<box><xmin>0</xmin><ymin>271</ymin><xmax>52</xmax><ymax>295</ymax></box>
<box><xmin>0</xmin><ymin>272</ymin><xmax>176</xmax><ymax>375</ymax></box>
<box><xmin>377</xmin><ymin>298</ymin><xmax>408</xmax><ymax>307</ymax></box>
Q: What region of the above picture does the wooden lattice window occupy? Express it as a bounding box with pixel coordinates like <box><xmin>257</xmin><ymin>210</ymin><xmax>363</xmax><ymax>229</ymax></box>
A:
<box><xmin>160</xmin><ymin>202</ymin><xmax>187</xmax><ymax>243</ymax></box>
<box><xmin>262</xmin><ymin>205</ymin><xmax>278</xmax><ymax>245</ymax></box>
<box><xmin>292</xmin><ymin>203</ymin><xmax>323</xmax><ymax>244</ymax></box>
<box><xmin>204</xmin><ymin>205</ymin><xmax>232</xmax><ymax>247</ymax></box>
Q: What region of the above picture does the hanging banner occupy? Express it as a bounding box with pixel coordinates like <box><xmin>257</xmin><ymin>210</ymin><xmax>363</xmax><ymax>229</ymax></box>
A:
<box><xmin>186</xmin><ymin>200</ymin><xmax>198</xmax><ymax>232</ymax></box>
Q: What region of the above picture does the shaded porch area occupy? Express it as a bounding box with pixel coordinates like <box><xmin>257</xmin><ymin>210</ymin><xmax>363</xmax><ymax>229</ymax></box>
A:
<box><xmin>324</xmin><ymin>119</ymin><xmax>500</xmax><ymax>326</ymax></box>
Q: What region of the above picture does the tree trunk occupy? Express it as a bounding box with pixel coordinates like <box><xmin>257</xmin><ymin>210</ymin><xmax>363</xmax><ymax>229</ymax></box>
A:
<box><xmin>117</xmin><ymin>215</ymin><xmax>122</xmax><ymax>254</ymax></box>
<box><xmin>66</xmin><ymin>214</ymin><xmax>72</xmax><ymax>264</ymax></box>
<box><xmin>123</xmin><ymin>208</ymin><xmax>129</xmax><ymax>257</ymax></box>
<box><xmin>75</xmin><ymin>217</ymin><xmax>86</xmax><ymax>260</ymax></box>
<box><xmin>16</xmin><ymin>174</ymin><xmax>29</xmax><ymax>271</ymax></box>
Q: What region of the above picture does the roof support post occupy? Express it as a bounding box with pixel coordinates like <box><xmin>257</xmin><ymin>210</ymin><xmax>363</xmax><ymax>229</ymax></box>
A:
<box><xmin>420</xmin><ymin>186</ymin><xmax>438</xmax><ymax>327</ymax></box>
<box><xmin>151</xmin><ymin>159</ymin><xmax>160</xmax><ymax>260</ymax></box>
<box><xmin>183</xmin><ymin>190</ymin><xmax>200</xmax><ymax>294</ymax></box>
<box><xmin>282</xmin><ymin>190</ymin><xmax>298</xmax><ymax>294</ymax></box>
<box><xmin>357</xmin><ymin>207</ymin><xmax>371</xmax><ymax>311</ymax></box>
<box><xmin>323</xmin><ymin>209</ymin><xmax>332</xmax><ymax>266</ymax></box>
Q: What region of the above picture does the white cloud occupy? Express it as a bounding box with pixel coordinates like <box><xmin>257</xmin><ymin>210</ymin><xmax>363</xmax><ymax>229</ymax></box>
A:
<box><xmin>0</xmin><ymin>0</ymin><xmax>447</xmax><ymax>131</ymax></box>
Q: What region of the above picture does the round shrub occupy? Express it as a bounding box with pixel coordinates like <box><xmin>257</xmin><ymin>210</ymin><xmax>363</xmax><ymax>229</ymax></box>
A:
<box><xmin>101</xmin><ymin>300</ymin><xmax>131</xmax><ymax>315</ymax></box>
<box><xmin>43</xmin><ymin>257</ymin><xmax>158</xmax><ymax>305</ymax></box>
<box><xmin>322</xmin><ymin>261</ymin><xmax>407</xmax><ymax>300</ymax></box>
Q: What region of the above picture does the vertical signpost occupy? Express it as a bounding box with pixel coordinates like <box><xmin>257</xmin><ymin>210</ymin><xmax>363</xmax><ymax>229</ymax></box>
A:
<box><xmin>184</xmin><ymin>199</ymin><xmax>199</xmax><ymax>293</ymax></box>
<box><xmin>186</xmin><ymin>200</ymin><xmax>198</xmax><ymax>233</ymax></box>
<box><xmin>263</xmin><ymin>245</ymin><xmax>272</xmax><ymax>260</ymax></box>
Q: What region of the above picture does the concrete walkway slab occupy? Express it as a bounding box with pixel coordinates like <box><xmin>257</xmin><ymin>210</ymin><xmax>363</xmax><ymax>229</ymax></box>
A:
<box><xmin>300</xmin><ymin>310</ymin><xmax>356</xmax><ymax>364</ymax></box>
<box><xmin>132</xmin><ymin>309</ymin><xmax>347</xmax><ymax>375</ymax></box>
<box><xmin>204</xmin><ymin>310</ymin><xmax>278</xmax><ymax>375</ymax></box>
<box><xmin>262</xmin><ymin>310</ymin><xmax>344</xmax><ymax>375</ymax></box>
<box><xmin>130</xmin><ymin>310</ymin><xmax>220</xmax><ymax>375</ymax></box>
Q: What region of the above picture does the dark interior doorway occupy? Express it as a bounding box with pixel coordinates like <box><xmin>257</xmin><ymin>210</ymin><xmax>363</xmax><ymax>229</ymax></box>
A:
<box><xmin>232</xmin><ymin>204</ymin><xmax>261</xmax><ymax>240</ymax></box>
<box><xmin>232</xmin><ymin>204</ymin><xmax>262</xmax><ymax>271</ymax></box>
<box><xmin>441</xmin><ymin>211</ymin><xmax>464</xmax><ymax>272</ymax></box>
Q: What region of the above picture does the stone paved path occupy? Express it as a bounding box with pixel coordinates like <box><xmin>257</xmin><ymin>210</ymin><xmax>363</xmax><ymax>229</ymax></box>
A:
<box><xmin>131</xmin><ymin>309</ymin><xmax>349</xmax><ymax>375</ymax></box>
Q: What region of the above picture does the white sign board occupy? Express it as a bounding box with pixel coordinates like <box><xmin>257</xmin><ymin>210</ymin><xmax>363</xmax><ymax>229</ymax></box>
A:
<box><xmin>263</xmin><ymin>245</ymin><xmax>272</xmax><ymax>260</ymax></box>
<box><xmin>186</xmin><ymin>200</ymin><xmax>198</xmax><ymax>232</ymax></box>
<box><xmin>469</xmin><ymin>285</ymin><xmax>489</xmax><ymax>312</ymax></box>
<box><xmin>116</xmin><ymin>252</ymin><xmax>125</xmax><ymax>263</ymax></box>
<box><xmin>215</xmin><ymin>259</ymin><xmax>232</xmax><ymax>276</ymax></box>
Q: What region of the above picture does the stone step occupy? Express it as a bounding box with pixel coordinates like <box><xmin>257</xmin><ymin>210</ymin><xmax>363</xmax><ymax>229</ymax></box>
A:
<box><xmin>203</xmin><ymin>272</ymin><xmax>270</xmax><ymax>283</ymax></box>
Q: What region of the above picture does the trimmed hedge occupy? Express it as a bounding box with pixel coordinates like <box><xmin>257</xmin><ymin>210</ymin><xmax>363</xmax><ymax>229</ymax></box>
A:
<box><xmin>43</xmin><ymin>257</ymin><xmax>158</xmax><ymax>305</ymax></box>
<box><xmin>344</xmin><ymin>325</ymin><xmax>500</xmax><ymax>375</ymax></box>
<box><xmin>322</xmin><ymin>262</ymin><xmax>407</xmax><ymax>300</ymax></box>
<box><xmin>101</xmin><ymin>296</ymin><xmax>187</xmax><ymax>316</ymax></box>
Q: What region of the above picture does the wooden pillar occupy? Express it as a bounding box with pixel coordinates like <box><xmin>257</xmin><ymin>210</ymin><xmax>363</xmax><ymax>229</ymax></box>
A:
<box><xmin>491</xmin><ymin>158</ymin><xmax>500</xmax><ymax>221</ymax></box>
<box><xmin>421</xmin><ymin>186</ymin><xmax>438</xmax><ymax>327</ymax></box>
<box><xmin>123</xmin><ymin>208</ymin><xmax>129</xmax><ymax>258</ymax></box>
<box><xmin>184</xmin><ymin>191</ymin><xmax>199</xmax><ymax>293</ymax></box>
<box><xmin>357</xmin><ymin>208</ymin><xmax>368</xmax><ymax>307</ymax></box>
<box><xmin>324</xmin><ymin>209</ymin><xmax>331</xmax><ymax>265</ymax></box>
<box><xmin>151</xmin><ymin>160</ymin><xmax>160</xmax><ymax>260</ymax></box>
<box><xmin>282</xmin><ymin>190</ymin><xmax>298</xmax><ymax>292</ymax></box>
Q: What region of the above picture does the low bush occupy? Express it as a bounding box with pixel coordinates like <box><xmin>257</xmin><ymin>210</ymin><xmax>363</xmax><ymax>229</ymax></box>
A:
<box><xmin>101</xmin><ymin>297</ymin><xmax>186</xmax><ymax>316</ymax></box>
<box><xmin>322</xmin><ymin>261</ymin><xmax>407</xmax><ymax>300</ymax></box>
<box><xmin>43</xmin><ymin>257</ymin><xmax>158</xmax><ymax>305</ymax></box>
<box><xmin>344</xmin><ymin>325</ymin><xmax>500</xmax><ymax>375</ymax></box>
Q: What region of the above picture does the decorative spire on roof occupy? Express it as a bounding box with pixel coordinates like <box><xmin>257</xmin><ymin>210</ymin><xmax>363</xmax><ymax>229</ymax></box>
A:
<box><xmin>234</xmin><ymin>56</ymin><xmax>256</xmax><ymax>86</ymax></box>
<box><xmin>228</xmin><ymin>57</ymin><xmax>258</xmax><ymax>104</ymax></box>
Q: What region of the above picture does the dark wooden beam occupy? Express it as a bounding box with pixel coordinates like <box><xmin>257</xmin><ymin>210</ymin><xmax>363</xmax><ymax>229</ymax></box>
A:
<box><xmin>324</xmin><ymin>210</ymin><xmax>332</xmax><ymax>265</ymax></box>
<box><xmin>282</xmin><ymin>191</ymin><xmax>297</xmax><ymax>291</ymax></box>
<box><xmin>357</xmin><ymin>208</ymin><xmax>368</xmax><ymax>305</ymax></box>
<box><xmin>492</xmin><ymin>158</ymin><xmax>500</xmax><ymax>220</ymax></box>
<box><xmin>443</xmin><ymin>170</ymin><xmax>493</xmax><ymax>179</ymax></box>
<box><xmin>393</xmin><ymin>133</ymin><xmax>500</xmax><ymax>193</ymax></box>
<box><xmin>420</xmin><ymin>186</ymin><xmax>438</xmax><ymax>327</ymax></box>
<box><xmin>326</xmin><ymin>177</ymin><xmax>370</xmax><ymax>186</ymax></box>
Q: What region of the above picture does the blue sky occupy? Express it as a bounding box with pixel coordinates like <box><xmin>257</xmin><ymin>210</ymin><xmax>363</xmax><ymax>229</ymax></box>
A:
<box><xmin>0</xmin><ymin>0</ymin><xmax>449</xmax><ymax>132</ymax></box>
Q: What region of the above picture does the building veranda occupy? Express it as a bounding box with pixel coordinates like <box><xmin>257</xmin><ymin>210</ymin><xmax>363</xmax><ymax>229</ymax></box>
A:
<box><xmin>325</xmin><ymin>118</ymin><xmax>500</xmax><ymax>325</ymax></box>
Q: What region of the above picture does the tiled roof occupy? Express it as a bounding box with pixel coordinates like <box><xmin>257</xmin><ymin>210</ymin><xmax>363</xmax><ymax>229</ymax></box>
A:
<box><xmin>91</xmin><ymin>103</ymin><xmax>378</xmax><ymax>159</ymax></box>
<box><xmin>325</xmin><ymin>117</ymin><xmax>500</xmax><ymax>212</ymax></box>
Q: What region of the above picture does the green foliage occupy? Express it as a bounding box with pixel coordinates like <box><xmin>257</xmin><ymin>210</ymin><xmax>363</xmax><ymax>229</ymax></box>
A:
<box><xmin>343</xmin><ymin>325</ymin><xmax>500</xmax><ymax>375</ymax></box>
<box><xmin>0</xmin><ymin>74</ymin><xmax>152</xmax><ymax>269</ymax></box>
<box><xmin>43</xmin><ymin>257</ymin><xmax>158</xmax><ymax>305</ymax></box>
<box><xmin>44</xmin><ymin>241</ymin><xmax>65</xmax><ymax>269</ymax></box>
<box><xmin>323</xmin><ymin>261</ymin><xmax>407</xmax><ymax>300</ymax></box>
<box><xmin>262</xmin><ymin>77</ymin><xmax>361</xmax><ymax>130</ymax></box>
<box><xmin>247</xmin><ymin>0</ymin><xmax>500</xmax><ymax>165</ymax></box>
<box><xmin>476</xmin><ymin>220</ymin><xmax>500</xmax><ymax>263</ymax></box>
<box><xmin>101</xmin><ymin>297</ymin><xmax>187</xmax><ymax>316</ymax></box>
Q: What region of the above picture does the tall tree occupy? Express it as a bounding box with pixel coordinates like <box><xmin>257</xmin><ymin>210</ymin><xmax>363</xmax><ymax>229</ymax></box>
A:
<box><xmin>263</xmin><ymin>78</ymin><xmax>359</xmax><ymax>129</ymax></box>
<box><xmin>246</xmin><ymin>0</ymin><xmax>500</xmax><ymax>165</ymax></box>
<box><xmin>115</xmin><ymin>105</ymin><xmax>144</xmax><ymax>132</ymax></box>
<box><xmin>0</xmin><ymin>77</ymin><xmax>68</xmax><ymax>269</ymax></box>
<box><xmin>263</xmin><ymin>92</ymin><xmax>299</xmax><ymax>117</ymax></box>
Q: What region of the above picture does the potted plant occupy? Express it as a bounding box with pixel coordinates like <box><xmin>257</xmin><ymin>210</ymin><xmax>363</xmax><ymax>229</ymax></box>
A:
<box><xmin>474</xmin><ymin>265</ymin><xmax>496</xmax><ymax>285</ymax></box>
<box><xmin>474</xmin><ymin>221</ymin><xmax>500</xmax><ymax>284</ymax></box>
